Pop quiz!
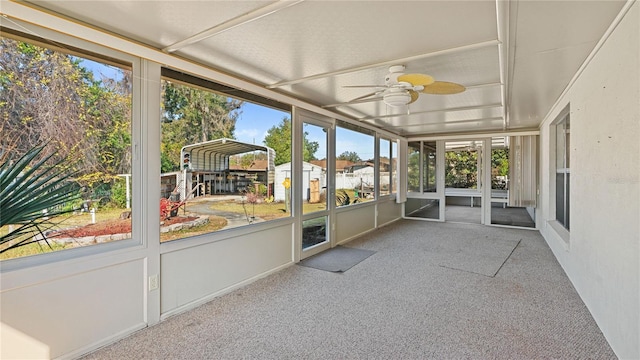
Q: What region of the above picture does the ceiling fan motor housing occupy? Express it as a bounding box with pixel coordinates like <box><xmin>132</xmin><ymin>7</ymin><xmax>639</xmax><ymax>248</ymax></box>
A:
<box><xmin>383</xmin><ymin>88</ymin><xmax>411</xmax><ymax>107</ymax></box>
<box><xmin>385</xmin><ymin>65</ymin><xmax>406</xmax><ymax>86</ymax></box>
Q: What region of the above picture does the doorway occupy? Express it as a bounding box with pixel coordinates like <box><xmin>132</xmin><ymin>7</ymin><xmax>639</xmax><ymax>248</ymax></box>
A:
<box><xmin>297</xmin><ymin>111</ymin><xmax>333</xmax><ymax>260</ymax></box>
<box><xmin>444</xmin><ymin>139</ymin><xmax>485</xmax><ymax>224</ymax></box>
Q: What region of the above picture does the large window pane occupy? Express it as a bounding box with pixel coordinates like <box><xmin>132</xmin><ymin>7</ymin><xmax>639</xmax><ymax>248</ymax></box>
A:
<box><xmin>335</xmin><ymin>125</ymin><xmax>375</xmax><ymax>206</ymax></box>
<box><xmin>445</xmin><ymin>141</ymin><xmax>480</xmax><ymax>189</ymax></box>
<box><xmin>1</xmin><ymin>36</ymin><xmax>133</xmax><ymax>259</ymax></box>
<box><xmin>555</xmin><ymin>113</ymin><xmax>570</xmax><ymax>230</ymax></box>
<box><xmin>160</xmin><ymin>77</ymin><xmax>291</xmax><ymax>241</ymax></box>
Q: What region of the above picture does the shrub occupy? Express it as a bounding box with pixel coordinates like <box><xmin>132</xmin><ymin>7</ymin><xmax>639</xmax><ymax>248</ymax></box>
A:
<box><xmin>110</xmin><ymin>179</ymin><xmax>127</xmax><ymax>208</ymax></box>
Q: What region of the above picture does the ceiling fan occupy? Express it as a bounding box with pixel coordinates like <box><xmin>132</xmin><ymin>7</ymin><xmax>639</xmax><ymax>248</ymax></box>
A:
<box><xmin>344</xmin><ymin>65</ymin><xmax>466</xmax><ymax>108</ymax></box>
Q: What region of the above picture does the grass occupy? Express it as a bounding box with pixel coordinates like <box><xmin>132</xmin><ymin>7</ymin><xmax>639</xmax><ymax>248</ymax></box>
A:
<box><xmin>0</xmin><ymin>241</ymin><xmax>71</xmax><ymax>260</ymax></box>
<box><xmin>0</xmin><ymin>208</ymin><xmax>126</xmax><ymax>236</ymax></box>
<box><xmin>206</xmin><ymin>200</ymin><xmax>327</xmax><ymax>220</ymax></box>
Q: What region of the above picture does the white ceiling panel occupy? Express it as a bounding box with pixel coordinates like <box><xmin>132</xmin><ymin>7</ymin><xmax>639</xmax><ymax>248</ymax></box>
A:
<box><xmin>182</xmin><ymin>1</ymin><xmax>498</xmax><ymax>83</ymax></box>
<box><xmin>26</xmin><ymin>1</ymin><xmax>264</xmax><ymax>49</ymax></box>
<box><xmin>15</xmin><ymin>0</ymin><xmax>628</xmax><ymax>137</ymax></box>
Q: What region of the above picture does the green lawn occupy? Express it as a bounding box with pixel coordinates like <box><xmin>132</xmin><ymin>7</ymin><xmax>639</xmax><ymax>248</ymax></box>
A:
<box><xmin>206</xmin><ymin>200</ymin><xmax>327</xmax><ymax>220</ymax></box>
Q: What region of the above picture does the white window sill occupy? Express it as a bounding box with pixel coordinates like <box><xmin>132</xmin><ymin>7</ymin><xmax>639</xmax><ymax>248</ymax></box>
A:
<box><xmin>547</xmin><ymin>220</ymin><xmax>570</xmax><ymax>251</ymax></box>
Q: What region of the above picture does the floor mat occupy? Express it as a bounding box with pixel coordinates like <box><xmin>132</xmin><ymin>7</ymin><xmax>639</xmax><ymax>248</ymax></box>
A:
<box><xmin>298</xmin><ymin>246</ymin><xmax>376</xmax><ymax>273</ymax></box>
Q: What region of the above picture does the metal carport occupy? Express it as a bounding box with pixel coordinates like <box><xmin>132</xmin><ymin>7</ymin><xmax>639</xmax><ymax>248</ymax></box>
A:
<box><xmin>180</xmin><ymin>138</ymin><xmax>276</xmax><ymax>199</ymax></box>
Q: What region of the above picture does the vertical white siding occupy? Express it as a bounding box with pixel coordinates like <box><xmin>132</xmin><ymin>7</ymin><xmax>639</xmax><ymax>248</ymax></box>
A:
<box><xmin>539</xmin><ymin>3</ymin><xmax>639</xmax><ymax>358</ymax></box>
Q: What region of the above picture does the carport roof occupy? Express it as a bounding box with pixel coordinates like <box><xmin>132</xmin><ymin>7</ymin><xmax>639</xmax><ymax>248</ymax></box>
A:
<box><xmin>181</xmin><ymin>138</ymin><xmax>271</xmax><ymax>156</ymax></box>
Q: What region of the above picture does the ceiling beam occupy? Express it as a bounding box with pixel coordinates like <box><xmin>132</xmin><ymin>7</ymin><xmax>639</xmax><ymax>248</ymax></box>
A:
<box><xmin>163</xmin><ymin>0</ymin><xmax>305</xmax><ymax>53</ymax></box>
<box><xmin>356</xmin><ymin>103</ymin><xmax>504</xmax><ymax>121</ymax></box>
<box><xmin>378</xmin><ymin>117</ymin><xmax>505</xmax><ymax>129</ymax></box>
<box><xmin>266</xmin><ymin>39</ymin><xmax>500</xmax><ymax>89</ymax></box>
<box><xmin>496</xmin><ymin>0</ymin><xmax>510</xmax><ymax>130</ymax></box>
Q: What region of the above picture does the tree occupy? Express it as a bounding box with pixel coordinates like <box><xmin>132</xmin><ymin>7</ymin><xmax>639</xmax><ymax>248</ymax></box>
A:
<box><xmin>445</xmin><ymin>150</ymin><xmax>478</xmax><ymax>188</ymax></box>
<box><xmin>1</xmin><ymin>37</ymin><xmax>133</xmax><ymax>200</ymax></box>
<box><xmin>491</xmin><ymin>148</ymin><xmax>509</xmax><ymax>189</ymax></box>
<box><xmin>491</xmin><ymin>148</ymin><xmax>509</xmax><ymax>176</ymax></box>
<box><xmin>239</xmin><ymin>153</ymin><xmax>255</xmax><ymax>169</ymax></box>
<box><xmin>1</xmin><ymin>39</ymin><xmax>90</xmax><ymax>164</ymax></box>
<box><xmin>337</xmin><ymin>151</ymin><xmax>361</xmax><ymax>163</ymax></box>
<box><xmin>263</xmin><ymin>117</ymin><xmax>318</xmax><ymax>165</ymax></box>
<box><xmin>407</xmin><ymin>147</ymin><xmax>420</xmax><ymax>191</ymax></box>
<box><xmin>161</xmin><ymin>81</ymin><xmax>242</xmax><ymax>171</ymax></box>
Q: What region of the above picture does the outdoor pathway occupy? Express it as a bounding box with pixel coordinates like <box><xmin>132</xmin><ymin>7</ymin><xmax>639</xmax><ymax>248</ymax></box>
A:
<box><xmin>183</xmin><ymin>198</ymin><xmax>263</xmax><ymax>229</ymax></box>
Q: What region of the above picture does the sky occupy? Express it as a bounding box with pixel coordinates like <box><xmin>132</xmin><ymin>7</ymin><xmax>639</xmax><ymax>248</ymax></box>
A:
<box><xmin>81</xmin><ymin>58</ymin><xmax>376</xmax><ymax>160</ymax></box>
<box><xmin>236</xmin><ymin>102</ymin><xmax>378</xmax><ymax>161</ymax></box>
<box><xmin>234</xmin><ymin>102</ymin><xmax>286</xmax><ymax>146</ymax></box>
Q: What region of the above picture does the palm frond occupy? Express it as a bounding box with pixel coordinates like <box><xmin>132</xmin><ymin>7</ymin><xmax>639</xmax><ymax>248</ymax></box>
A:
<box><xmin>0</xmin><ymin>145</ymin><xmax>80</xmax><ymax>254</ymax></box>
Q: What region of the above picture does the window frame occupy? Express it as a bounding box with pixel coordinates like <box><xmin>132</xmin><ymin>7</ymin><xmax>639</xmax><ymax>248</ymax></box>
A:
<box><xmin>554</xmin><ymin>107</ymin><xmax>570</xmax><ymax>231</ymax></box>
<box><xmin>0</xmin><ymin>23</ymin><xmax>142</xmax><ymax>269</ymax></box>
<box><xmin>158</xmin><ymin>68</ymin><xmax>294</xmax><ymax>242</ymax></box>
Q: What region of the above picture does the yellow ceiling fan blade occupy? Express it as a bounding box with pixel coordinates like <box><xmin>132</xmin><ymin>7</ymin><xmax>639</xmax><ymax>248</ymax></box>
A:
<box><xmin>422</xmin><ymin>81</ymin><xmax>466</xmax><ymax>94</ymax></box>
<box><xmin>408</xmin><ymin>90</ymin><xmax>419</xmax><ymax>104</ymax></box>
<box><xmin>398</xmin><ymin>73</ymin><xmax>435</xmax><ymax>86</ymax></box>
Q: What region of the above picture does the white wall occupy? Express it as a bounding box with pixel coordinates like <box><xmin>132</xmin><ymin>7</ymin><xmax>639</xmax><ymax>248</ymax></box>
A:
<box><xmin>377</xmin><ymin>198</ymin><xmax>403</xmax><ymax>227</ymax></box>
<box><xmin>1</xmin><ymin>250</ymin><xmax>148</xmax><ymax>359</ymax></box>
<box><xmin>335</xmin><ymin>203</ymin><xmax>376</xmax><ymax>244</ymax></box>
<box><xmin>539</xmin><ymin>3</ymin><xmax>639</xmax><ymax>358</ymax></box>
<box><xmin>160</xmin><ymin>222</ymin><xmax>294</xmax><ymax>315</ymax></box>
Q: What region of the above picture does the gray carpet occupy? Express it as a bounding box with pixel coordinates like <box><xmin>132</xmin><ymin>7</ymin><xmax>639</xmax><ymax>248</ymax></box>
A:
<box><xmin>436</xmin><ymin>237</ymin><xmax>520</xmax><ymax>277</ymax></box>
<box><xmin>82</xmin><ymin>220</ymin><xmax>616</xmax><ymax>360</ymax></box>
<box><xmin>298</xmin><ymin>245</ymin><xmax>376</xmax><ymax>272</ymax></box>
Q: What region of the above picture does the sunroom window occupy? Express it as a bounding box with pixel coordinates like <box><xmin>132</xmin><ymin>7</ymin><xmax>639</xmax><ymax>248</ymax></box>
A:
<box><xmin>1</xmin><ymin>32</ymin><xmax>133</xmax><ymax>260</ymax></box>
<box><xmin>159</xmin><ymin>69</ymin><xmax>293</xmax><ymax>242</ymax></box>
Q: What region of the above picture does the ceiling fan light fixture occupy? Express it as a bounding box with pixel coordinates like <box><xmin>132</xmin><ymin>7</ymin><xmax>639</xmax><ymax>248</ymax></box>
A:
<box><xmin>383</xmin><ymin>89</ymin><xmax>411</xmax><ymax>107</ymax></box>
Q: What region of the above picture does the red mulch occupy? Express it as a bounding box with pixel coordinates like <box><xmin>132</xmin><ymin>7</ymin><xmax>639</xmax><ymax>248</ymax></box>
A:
<box><xmin>52</xmin><ymin>216</ymin><xmax>198</xmax><ymax>238</ymax></box>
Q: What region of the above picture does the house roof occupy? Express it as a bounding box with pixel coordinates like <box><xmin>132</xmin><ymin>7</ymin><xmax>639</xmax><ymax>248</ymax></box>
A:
<box><xmin>229</xmin><ymin>159</ymin><xmax>268</xmax><ymax>172</ymax></box>
<box><xmin>310</xmin><ymin>159</ymin><xmax>355</xmax><ymax>171</ymax></box>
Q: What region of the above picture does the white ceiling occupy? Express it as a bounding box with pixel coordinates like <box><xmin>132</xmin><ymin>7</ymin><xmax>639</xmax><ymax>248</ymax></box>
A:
<box><xmin>22</xmin><ymin>0</ymin><xmax>626</xmax><ymax>137</ymax></box>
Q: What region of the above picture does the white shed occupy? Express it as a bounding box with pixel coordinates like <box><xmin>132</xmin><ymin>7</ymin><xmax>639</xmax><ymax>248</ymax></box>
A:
<box><xmin>274</xmin><ymin>161</ymin><xmax>325</xmax><ymax>202</ymax></box>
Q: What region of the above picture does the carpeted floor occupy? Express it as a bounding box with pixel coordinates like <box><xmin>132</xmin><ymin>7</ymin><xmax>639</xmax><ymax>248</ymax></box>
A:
<box><xmin>298</xmin><ymin>245</ymin><xmax>376</xmax><ymax>272</ymax></box>
<box><xmin>82</xmin><ymin>220</ymin><xmax>616</xmax><ymax>360</ymax></box>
